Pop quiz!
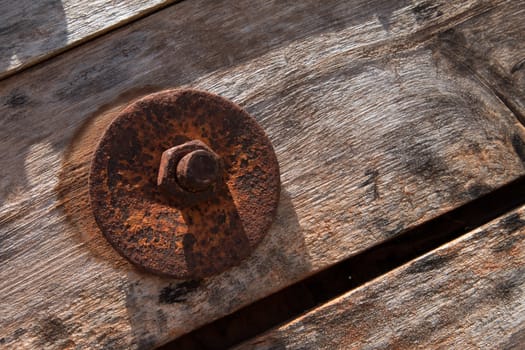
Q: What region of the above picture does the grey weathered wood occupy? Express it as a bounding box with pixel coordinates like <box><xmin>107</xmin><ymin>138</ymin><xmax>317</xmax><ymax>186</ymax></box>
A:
<box><xmin>0</xmin><ymin>0</ymin><xmax>177</xmax><ymax>80</ymax></box>
<box><xmin>431</xmin><ymin>0</ymin><xmax>525</xmax><ymax>125</ymax></box>
<box><xmin>238</xmin><ymin>205</ymin><xmax>525</xmax><ymax>350</ymax></box>
<box><xmin>1</xmin><ymin>0</ymin><xmax>525</xmax><ymax>348</ymax></box>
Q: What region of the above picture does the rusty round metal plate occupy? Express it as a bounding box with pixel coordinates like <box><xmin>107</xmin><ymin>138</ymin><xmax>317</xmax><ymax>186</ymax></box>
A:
<box><xmin>89</xmin><ymin>89</ymin><xmax>280</xmax><ymax>279</ymax></box>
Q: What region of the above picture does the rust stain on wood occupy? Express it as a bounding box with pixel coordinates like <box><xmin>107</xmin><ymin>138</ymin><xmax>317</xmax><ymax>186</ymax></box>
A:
<box><xmin>56</xmin><ymin>86</ymin><xmax>163</xmax><ymax>268</ymax></box>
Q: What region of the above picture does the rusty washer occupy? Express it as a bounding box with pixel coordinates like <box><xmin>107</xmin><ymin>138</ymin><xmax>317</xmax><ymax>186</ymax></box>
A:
<box><xmin>89</xmin><ymin>89</ymin><xmax>280</xmax><ymax>279</ymax></box>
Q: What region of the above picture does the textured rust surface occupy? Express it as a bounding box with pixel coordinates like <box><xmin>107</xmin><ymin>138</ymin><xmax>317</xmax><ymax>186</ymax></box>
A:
<box><xmin>176</xmin><ymin>149</ymin><xmax>220</xmax><ymax>192</ymax></box>
<box><xmin>89</xmin><ymin>89</ymin><xmax>280</xmax><ymax>279</ymax></box>
<box><xmin>157</xmin><ymin>140</ymin><xmax>222</xmax><ymax>206</ymax></box>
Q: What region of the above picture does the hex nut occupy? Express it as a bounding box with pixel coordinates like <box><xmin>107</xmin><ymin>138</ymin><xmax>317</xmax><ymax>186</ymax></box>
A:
<box><xmin>157</xmin><ymin>139</ymin><xmax>222</xmax><ymax>206</ymax></box>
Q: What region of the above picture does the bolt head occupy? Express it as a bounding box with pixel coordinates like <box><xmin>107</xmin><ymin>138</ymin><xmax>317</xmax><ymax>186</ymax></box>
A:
<box><xmin>157</xmin><ymin>140</ymin><xmax>222</xmax><ymax>205</ymax></box>
<box><xmin>176</xmin><ymin>149</ymin><xmax>220</xmax><ymax>192</ymax></box>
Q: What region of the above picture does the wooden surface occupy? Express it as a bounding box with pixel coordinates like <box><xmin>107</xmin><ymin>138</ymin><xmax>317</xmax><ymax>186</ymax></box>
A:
<box><xmin>433</xmin><ymin>1</ymin><xmax>525</xmax><ymax>124</ymax></box>
<box><xmin>1</xmin><ymin>0</ymin><xmax>525</xmax><ymax>348</ymax></box>
<box><xmin>238</xmin><ymin>204</ymin><xmax>525</xmax><ymax>350</ymax></box>
<box><xmin>0</xmin><ymin>0</ymin><xmax>176</xmax><ymax>79</ymax></box>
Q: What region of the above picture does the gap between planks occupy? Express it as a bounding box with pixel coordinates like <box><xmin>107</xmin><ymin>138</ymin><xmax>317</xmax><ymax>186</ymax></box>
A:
<box><xmin>160</xmin><ymin>175</ymin><xmax>525</xmax><ymax>349</ymax></box>
<box><xmin>236</xmin><ymin>196</ymin><xmax>525</xmax><ymax>349</ymax></box>
<box><xmin>1</xmin><ymin>1</ymin><xmax>525</xmax><ymax>349</ymax></box>
<box><xmin>0</xmin><ymin>0</ymin><xmax>184</xmax><ymax>81</ymax></box>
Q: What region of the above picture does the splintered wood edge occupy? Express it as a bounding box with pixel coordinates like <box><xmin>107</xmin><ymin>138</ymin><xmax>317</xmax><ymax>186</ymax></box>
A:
<box><xmin>1</xmin><ymin>0</ymin><xmax>525</xmax><ymax>349</ymax></box>
<box><xmin>237</xmin><ymin>204</ymin><xmax>525</xmax><ymax>349</ymax></box>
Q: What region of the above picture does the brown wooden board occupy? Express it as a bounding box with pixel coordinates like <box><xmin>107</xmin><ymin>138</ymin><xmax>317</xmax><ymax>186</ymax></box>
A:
<box><xmin>431</xmin><ymin>1</ymin><xmax>525</xmax><ymax>124</ymax></box>
<box><xmin>238</xmin><ymin>204</ymin><xmax>525</xmax><ymax>350</ymax></box>
<box><xmin>1</xmin><ymin>0</ymin><xmax>525</xmax><ymax>348</ymax></box>
<box><xmin>0</xmin><ymin>0</ymin><xmax>177</xmax><ymax>80</ymax></box>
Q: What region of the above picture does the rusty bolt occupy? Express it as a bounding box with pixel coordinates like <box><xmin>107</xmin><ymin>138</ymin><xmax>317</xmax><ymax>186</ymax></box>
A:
<box><xmin>176</xmin><ymin>149</ymin><xmax>220</xmax><ymax>192</ymax></box>
<box><xmin>157</xmin><ymin>139</ymin><xmax>222</xmax><ymax>205</ymax></box>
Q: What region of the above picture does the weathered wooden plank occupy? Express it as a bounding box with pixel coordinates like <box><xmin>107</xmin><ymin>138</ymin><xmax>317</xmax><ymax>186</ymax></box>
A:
<box><xmin>431</xmin><ymin>0</ymin><xmax>525</xmax><ymax>124</ymax></box>
<box><xmin>0</xmin><ymin>0</ymin><xmax>177</xmax><ymax>79</ymax></box>
<box><xmin>238</xmin><ymin>205</ymin><xmax>525</xmax><ymax>350</ymax></box>
<box><xmin>1</xmin><ymin>0</ymin><xmax>525</xmax><ymax>348</ymax></box>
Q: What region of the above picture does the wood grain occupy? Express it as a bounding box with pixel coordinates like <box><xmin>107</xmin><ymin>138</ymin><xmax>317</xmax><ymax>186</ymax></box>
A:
<box><xmin>0</xmin><ymin>0</ymin><xmax>177</xmax><ymax>80</ymax></box>
<box><xmin>1</xmin><ymin>0</ymin><xmax>525</xmax><ymax>348</ymax></box>
<box><xmin>431</xmin><ymin>1</ymin><xmax>525</xmax><ymax>125</ymax></box>
<box><xmin>238</xmin><ymin>204</ymin><xmax>525</xmax><ymax>350</ymax></box>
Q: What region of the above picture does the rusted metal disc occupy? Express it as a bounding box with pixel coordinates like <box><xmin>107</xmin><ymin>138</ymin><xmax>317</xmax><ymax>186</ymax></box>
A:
<box><xmin>89</xmin><ymin>89</ymin><xmax>280</xmax><ymax>279</ymax></box>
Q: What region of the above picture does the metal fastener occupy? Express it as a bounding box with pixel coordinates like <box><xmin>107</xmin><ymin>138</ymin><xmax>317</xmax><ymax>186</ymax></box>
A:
<box><xmin>175</xmin><ymin>148</ymin><xmax>219</xmax><ymax>192</ymax></box>
<box><xmin>89</xmin><ymin>89</ymin><xmax>280</xmax><ymax>279</ymax></box>
<box><xmin>157</xmin><ymin>140</ymin><xmax>222</xmax><ymax>207</ymax></box>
